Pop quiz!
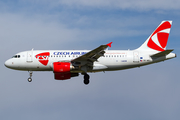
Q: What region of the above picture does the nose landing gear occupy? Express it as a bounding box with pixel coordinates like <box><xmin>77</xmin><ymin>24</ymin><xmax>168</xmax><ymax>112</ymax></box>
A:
<box><xmin>28</xmin><ymin>71</ymin><xmax>33</xmax><ymax>82</ymax></box>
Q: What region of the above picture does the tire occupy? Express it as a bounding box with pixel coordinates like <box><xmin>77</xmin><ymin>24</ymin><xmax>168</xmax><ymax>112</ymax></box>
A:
<box><xmin>28</xmin><ymin>78</ymin><xmax>32</xmax><ymax>82</ymax></box>
<box><xmin>84</xmin><ymin>79</ymin><xmax>89</xmax><ymax>85</ymax></box>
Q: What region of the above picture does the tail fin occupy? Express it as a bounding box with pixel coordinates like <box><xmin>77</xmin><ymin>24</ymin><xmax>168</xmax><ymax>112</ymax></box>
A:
<box><xmin>137</xmin><ymin>21</ymin><xmax>172</xmax><ymax>51</ymax></box>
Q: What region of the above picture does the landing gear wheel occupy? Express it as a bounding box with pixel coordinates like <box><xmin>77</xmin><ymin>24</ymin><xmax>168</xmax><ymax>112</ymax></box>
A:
<box><xmin>28</xmin><ymin>71</ymin><xmax>33</xmax><ymax>82</ymax></box>
<box><xmin>28</xmin><ymin>77</ymin><xmax>32</xmax><ymax>82</ymax></box>
<box><xmin>84</xmin><ymin>79</ymin><xmax>89</xmax><ymax>85</ymax></box>
<box><xmin>83</xmin><ymin>74</ymin><xmax>90</xmax><ymax>85</ymax></box>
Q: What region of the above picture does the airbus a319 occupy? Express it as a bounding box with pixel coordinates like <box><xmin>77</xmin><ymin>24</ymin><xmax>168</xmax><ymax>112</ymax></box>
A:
<box><xmin>5</xmin><ymin>21</ymin><xmax>176</xmax><ymax>85</ymax></box>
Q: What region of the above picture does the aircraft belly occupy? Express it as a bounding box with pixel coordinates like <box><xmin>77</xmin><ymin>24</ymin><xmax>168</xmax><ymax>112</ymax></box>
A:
<box><xmin>93</xmin><ymin>63</ymin><xmax>108</xmax><ymax>70</ymax></box>
<box><xmin>15</xmin><ymin>61</ymin><xmax>52</xmax><ymax>71</ymax></box>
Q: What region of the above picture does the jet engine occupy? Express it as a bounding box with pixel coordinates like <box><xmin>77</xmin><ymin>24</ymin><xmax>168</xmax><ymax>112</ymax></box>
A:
<box><xmin>53</xmin><ymin>62</ymin><xmax>78</xmax><ymax>80</ymax></box>
<box><xmin>53</xmin><ymin>62</ymin><xmax>74</xmax><ymax>73</ymax></box>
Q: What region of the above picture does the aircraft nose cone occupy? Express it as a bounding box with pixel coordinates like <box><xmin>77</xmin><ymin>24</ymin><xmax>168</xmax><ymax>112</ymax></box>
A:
<box><xmin>4</xmin><ymin>59</ymin><xmax>11</xmax><ymax>68</ymax></box>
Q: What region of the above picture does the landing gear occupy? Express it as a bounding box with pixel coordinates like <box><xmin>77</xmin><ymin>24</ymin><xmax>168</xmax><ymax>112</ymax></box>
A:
<box><xmin>83</xmin><ymin>74</ymin><xmax>90</xmax><ymax>85</ymax></box>
<box><xmin>28</xmin><ymin>77</ymin><xmax>32</xmax><ymax>82</ymax></box>
<box><xmin>28</xmin><ymin>71</ymin><xmax>33</xmax><ymax>82</ymax></box>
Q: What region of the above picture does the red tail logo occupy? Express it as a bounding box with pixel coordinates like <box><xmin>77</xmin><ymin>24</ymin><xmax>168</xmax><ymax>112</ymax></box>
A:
<box><xmin>147</xmin><ymin>21</ymin><xmax>171</xmax><ymax>51</ymax></box>
<box><xmin>35</xmin><ymin>52</ymin><xmax>50</xmax><ymax>66</ymax></box>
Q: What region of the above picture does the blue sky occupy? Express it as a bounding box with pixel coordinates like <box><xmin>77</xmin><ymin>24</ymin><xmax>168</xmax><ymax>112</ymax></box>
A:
<box><xmin>0</xmin><ymin>0</ymin><xmax>180</xmax><ymax>120</ymax></box>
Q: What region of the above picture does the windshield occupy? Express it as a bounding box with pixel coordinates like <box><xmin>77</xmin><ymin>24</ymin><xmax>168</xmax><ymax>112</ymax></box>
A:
<box><xmin>12</xmin><ymin>55</ymin><xmax>20</xmax><ymax>58</ymax></box>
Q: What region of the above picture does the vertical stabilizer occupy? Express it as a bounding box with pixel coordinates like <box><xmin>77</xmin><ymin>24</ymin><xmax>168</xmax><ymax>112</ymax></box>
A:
<box><xmin>137</xmin><ymin>21</ymin><xmax>172</xmax><ymax>51</ymax></box>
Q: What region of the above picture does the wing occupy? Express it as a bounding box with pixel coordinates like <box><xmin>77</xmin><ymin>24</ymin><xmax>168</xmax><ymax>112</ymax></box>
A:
<box><xmin>71</xmin><ymin>42</ymin><xmax>112</xmax><ymax>72</ymax></box>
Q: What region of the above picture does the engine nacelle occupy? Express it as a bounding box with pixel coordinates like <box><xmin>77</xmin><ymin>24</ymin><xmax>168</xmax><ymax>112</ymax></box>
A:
<box><xmin>53</xmin><ymin>62</ymin><xmax>74</xmax><ymax>73</ymax></box>
<box><xmin>54</xmin><ymin>72</ymin><xmax>79</xmax><ymax>80</ymax></box>
<box><xmin>54</xmin><ymin>73</ymin><xmax>71</xmax><ymax>80</ymax></box>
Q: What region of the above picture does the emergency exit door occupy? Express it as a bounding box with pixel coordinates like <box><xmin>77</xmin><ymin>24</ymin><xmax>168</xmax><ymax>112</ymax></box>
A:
<box><xmin>27</xmin><ymin>51</ymin><xmax>33</xmax><ymax>62</ymax></box>
<box><xmin>133</xmin><ymin>52</ymin><xmax>139</xmax><ymax>63</ymax></box>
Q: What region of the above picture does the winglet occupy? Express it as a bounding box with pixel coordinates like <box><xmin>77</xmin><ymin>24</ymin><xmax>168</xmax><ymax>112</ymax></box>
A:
<box><xmin>107</xmin><ymin>42</ymin><xmax>113</xmax><ymax>47</ymax></box>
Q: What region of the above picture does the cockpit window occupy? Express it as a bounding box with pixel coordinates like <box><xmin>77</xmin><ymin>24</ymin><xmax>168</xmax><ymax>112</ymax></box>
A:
<box><xmin>12</xmin><ymin>55</ymin><xmax>21</xmax><ymax>58</ymax></box>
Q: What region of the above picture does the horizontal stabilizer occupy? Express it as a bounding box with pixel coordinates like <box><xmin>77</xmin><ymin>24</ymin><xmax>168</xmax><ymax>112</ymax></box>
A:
<box><xmin>150</xmin><ymin>49</ymin><xmax>174</xmax><ymax>57</ymax></box>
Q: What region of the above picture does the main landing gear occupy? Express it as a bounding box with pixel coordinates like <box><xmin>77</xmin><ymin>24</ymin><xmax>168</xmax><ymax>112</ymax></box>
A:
<box><xmin>28</xmin><ymin>71</ymin><xmax>33</xmax><ymax>82</ymax></box>
<box><xmin>83</xmin><ymin>73</ymin><xmax>90</xmax><ymax>85</ymax></box>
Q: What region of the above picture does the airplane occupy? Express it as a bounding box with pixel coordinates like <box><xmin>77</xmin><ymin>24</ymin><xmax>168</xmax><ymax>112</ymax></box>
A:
<box><xmin>4</xmin><ymin>21</ymin><xmax>176</xmax><ymax>85</ymax></box>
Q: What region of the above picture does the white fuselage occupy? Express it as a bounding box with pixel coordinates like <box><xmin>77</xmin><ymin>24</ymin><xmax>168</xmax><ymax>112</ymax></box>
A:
<box><xmin>4</xmin><ymin>49</ymin><xmax>176</xmax><ymax>73</ymax></box>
